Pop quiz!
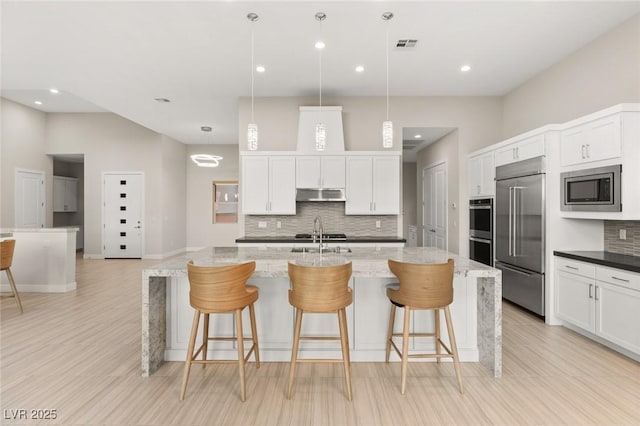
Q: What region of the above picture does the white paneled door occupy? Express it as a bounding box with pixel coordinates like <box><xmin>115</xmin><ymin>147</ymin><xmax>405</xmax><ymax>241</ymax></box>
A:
<box><xmin>103</xmin><ymin>173</ymin><xmax>143</xmax><ymax>258</ymax></box>
<box><xmin>422</xmin><ymin>162</ymin><xmax>447</xmax><ymax>250</ymax></box>
<box><xmin>15</xmin><ymin>169</ymin><xmax>45</xmax><ymax>228</ymax></box>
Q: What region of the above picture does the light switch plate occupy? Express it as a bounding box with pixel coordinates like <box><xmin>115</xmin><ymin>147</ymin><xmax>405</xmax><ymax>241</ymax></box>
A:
<box><xmin>619</xmin><ymin>229</ymin><xmax>627</xmax><ymax>240</ymax></box>
<box><xmin>258</xmin><ymin>221</ymin><xmax>267</xmax><ymax>229</ymax></box>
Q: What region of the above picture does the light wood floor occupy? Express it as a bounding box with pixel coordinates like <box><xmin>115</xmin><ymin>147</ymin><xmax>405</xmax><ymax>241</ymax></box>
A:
<box><xmin>1</xmin><ymin>255</ymin><xmax>639</xmax><ymax>425</ymax></box>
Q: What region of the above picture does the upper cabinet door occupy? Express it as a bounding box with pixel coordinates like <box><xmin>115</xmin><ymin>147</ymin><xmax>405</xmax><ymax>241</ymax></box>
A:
<box><xmin>242</xmin><ymin>156</ymin><xmax>270</xmax><ymax>214</ymax></box>
<box><xmin>494</xmin><ymin>135</ymin><xmax>544</xmax><ymax>167</ymax></box>
<box><xmin>560</xmin><ymin>114</ymin><xmax>621</xmax><ymax>167</ymax></box>
<box><xmin>345</xmin><ymin>157</ymin><xmax>374</xmax><ymax>214</ymax></box>
<box><xmin>372</xmin><ymin>156</ymin><xmax>400</xmax><ymax>214</ymax></box>
<box><xmin>268</xmin><ymin>156</ymin><xmax>296</xmax><ymax>214</ymax></box>
<box><xmin>295</xmin><ymin>156</ymin><xmax>322</xmax><ymax>188</ymax></box>
<box><xmin>321</xmin><ymin>156</ymin><xmax>346</xmax><ymax>188</ymax></box>
<box><xmin>468</xmin><ymin>152</ymin><xmax>494</xmax><ymax>198</ymax></box>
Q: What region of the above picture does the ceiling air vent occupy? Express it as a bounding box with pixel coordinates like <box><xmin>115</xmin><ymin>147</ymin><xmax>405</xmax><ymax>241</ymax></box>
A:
<box><xmin>396</xmin><ymin>39</ymin><xmax>418</xmax><ymax>48</ymax></box>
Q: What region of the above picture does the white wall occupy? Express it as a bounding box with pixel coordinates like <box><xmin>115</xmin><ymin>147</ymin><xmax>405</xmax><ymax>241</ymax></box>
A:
<box><xmin>1</xmin><ymin>99</ymin><xmax>52</xmax><ymax>227</ymax></box>
<box><xmin>161</xmin><ymin>135</ymin><xmax>187</xmax><ymax>256</ymax></box>
<box><xmin>402</xmin><ymin>162</ymin><xmax>417</xmax><ymax>240</ymax></box>
<box><xmin>502</xmin><ymin>14</ymin><xmax>640</xmax><ymax>138</ymax></box>
<box><xmin>186</xmin><ymin>144</ymin><xmax>240</xmax><ymax>248</ymax></box>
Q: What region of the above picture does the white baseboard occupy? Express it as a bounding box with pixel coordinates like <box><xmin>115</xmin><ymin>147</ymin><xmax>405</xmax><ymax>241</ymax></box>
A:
<box><xmin>83</xmin><ymin>253</ymin><xmax>105</xmax><ymax>259</ymax></box>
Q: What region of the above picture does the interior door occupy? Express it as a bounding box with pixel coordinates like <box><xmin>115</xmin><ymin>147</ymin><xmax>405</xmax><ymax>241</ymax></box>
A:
<box><xmin>422</xmin><ymin>163</ymin><xmax>447</xmax><ymax>249</ymax></box>
<box><xmin>15</xmin><ymin>169</ymin><xmax>45</xmax><ymax>228</ymax></box>
<box><xmin>103</xmin><ymin>173</ymin><xmax>143</xmax><ymax>258</ymax></box>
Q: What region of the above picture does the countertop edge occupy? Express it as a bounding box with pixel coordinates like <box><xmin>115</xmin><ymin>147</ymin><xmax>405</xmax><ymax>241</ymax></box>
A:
<box><xmin>553</xmin><ymin>250</ymin><xmax>640</xmax><ymax>274</ymax></box>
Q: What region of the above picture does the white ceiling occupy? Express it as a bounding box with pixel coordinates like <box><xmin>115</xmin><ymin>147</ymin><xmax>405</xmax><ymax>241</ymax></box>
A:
<box><xmin>2</xmin><ymin>1</ymin><xmax>639</xmax><ymax>146</ymax></box>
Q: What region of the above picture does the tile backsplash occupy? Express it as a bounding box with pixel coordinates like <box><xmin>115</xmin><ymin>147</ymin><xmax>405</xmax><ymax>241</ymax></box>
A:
<box><xmin>244</xmin><ymin>202</ymin><xmax>397</xmax><ymax>237</ymax></box>
<box><xmin>604</xmin><ymin>221</ymin><xmax>640</xmax><ymax>256</ymax></box>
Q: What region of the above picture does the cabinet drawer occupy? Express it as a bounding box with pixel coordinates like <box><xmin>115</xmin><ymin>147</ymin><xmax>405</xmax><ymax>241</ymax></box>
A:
<box><xmin>555</xmin><ymin>258</ymin><xmax>596</xmax><ymax>279</ymax></box>
<box><xmin>596</xmin><ymin>266</ymin><xmax>640</xmax><ymax>290</ymax></box>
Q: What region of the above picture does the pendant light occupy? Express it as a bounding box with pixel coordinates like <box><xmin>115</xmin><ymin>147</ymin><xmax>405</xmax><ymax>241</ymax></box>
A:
<box><xmin>382</xmin><ymin>12</ymin><xmax>394</xmax><ymax>148</ymax></box>
<box><xmin>315</xmin><ymin>12</ymin><xmax>326</xmax><ymax>151</ymax></box>
<box><xmin>247</xmin><ymin>12</ymin><xmax>259</xmax><ymax>151</ymax></box>
<box><xmin>191</xmin><ymin>126</ymin><xmax>223</xmax><ymax>167</ymax></box>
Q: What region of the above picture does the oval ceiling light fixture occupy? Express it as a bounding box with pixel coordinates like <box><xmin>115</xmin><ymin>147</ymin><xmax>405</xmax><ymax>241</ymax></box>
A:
<box><xmin>256</xmin><ymin>65</ymin><xmax>265</xmax><ymax>73</ymax></box>
<box><xmin>414</xmin><ymin>134</ymin><xmax>422</xmax><ymax>139</ymax></box>
<box><xmin>49</xmin><ymin>88</ymin><xmax>59</xmax><ymax>94</ymax></box>
<box><xmin>190</xmin><ymin>154</ymin><xmax>223</xmax><ymax>168</ymax></box>
<box><xmin>460</xmin><ymin>64</ymin><xmax>471</xmax><ymax>72</ymax></box>
<box><xmin>355</xmin><ymin>65</ymin><xmax>365</xmax><ymax>73</ymax></box>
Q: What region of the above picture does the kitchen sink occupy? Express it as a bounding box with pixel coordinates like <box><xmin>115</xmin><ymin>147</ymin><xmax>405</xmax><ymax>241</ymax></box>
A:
<box><xmin>290</xmin><ymin>247</ymin><xmax>352</xmax><ymax>254</ymax></box>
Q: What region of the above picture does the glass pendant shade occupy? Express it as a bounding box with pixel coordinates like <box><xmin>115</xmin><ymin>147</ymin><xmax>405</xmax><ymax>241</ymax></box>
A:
<box><xmin>382</xmin><ymin>120</ymin><xmax>393</xmax><ymax>148</ymax></box>
<box><xmin>315</xmin><ymin>123</ymin><xmax>326</xmax><ymax>151</ymax></box>
<box><xmin>247</xmin><ymin>123</ymin><xmax>258</xmax><ymax>151</ymax></box>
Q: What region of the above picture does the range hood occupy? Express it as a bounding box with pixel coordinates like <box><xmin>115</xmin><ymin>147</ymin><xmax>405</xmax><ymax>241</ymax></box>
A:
<box><xmin>296</xmin><ymin>188</ymin><xmax>346</xmax><ymax>202</ymax></box>
<box><xmin>296</xmin><ymin>106</ymin><xmax>345</xmax><ymax>153</ymax></box>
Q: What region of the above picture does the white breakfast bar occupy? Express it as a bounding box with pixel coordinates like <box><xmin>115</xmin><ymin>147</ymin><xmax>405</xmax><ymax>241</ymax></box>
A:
<box><xmin>142</xmin><ymin>247</ymin><xmax>502</xmax><ymax>378</ymax></box>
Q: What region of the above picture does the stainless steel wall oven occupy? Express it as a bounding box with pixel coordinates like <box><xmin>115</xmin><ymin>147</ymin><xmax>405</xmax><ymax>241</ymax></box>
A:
<box><xmin>469</xmin><ymin>198</ymin><xmax>493</xmax><ymax>267</ymax></box>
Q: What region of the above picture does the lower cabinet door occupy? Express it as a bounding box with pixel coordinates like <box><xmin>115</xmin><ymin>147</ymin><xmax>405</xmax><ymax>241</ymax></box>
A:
<box><xmin>595</xmin><ymin>281</ymin><xmax>640</xmax><ymax>354</ymax></box>
<box><xmin>555</xmin><ymin>270</ymin><xmax>595</xmax><ymax>333</ymax></box>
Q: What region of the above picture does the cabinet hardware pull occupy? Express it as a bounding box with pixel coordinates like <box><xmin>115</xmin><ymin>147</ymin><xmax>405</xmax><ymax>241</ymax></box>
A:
<box><xmin>565</xmin><ymin>265</ymin><xmax>579</xmax><ymax>270</ymax></box>
<box><xmin>611</xmin><ymin>276</ymin><xmax>630</xmax><ymax>283</ymax></box>
<box><xmin>589</xmin><ymin>284</ymin><xmax>593</xmax><ymax>299</ymax></box>
<box><xmin>585</xmin><ymin>144</ymin><xmax>590</xmax><ymax>158</ymax></box>
<box><xmin>594</xmin><ymin>285</ymin><xmax>599</xmax><ymax>301</ymax></box>
<box><xmin>581</xmin><ymin>144</ymin><xmax>586</xmax><ymax>159</ymax></box>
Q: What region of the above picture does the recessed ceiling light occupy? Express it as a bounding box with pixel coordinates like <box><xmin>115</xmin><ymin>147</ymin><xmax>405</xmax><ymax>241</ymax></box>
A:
<box><xmin>256</xmin><ymin>65</ymin><xmax>265</xmax><ymax>73</ymax></box>
<box><xmin>355</xmin><ymin>65</ymin><xmax>364</xmax><ymax>73</ymax></box>
<box><xmin>201</xmin><ymin>126</ymin><xmax>212</xmax><ymax>132</ymax></box>
<box><xmin>460</xmin><ymin>65</ymin><xmax>471</xmax><ymax>72</ymax></box>
<box><xmin>315</xmin><ymin>41</ymin><xmax>325</xmax><ymax>50</ymax></box>
<box><xmin>34</xmin><ymin>101</ymin><xmax>43</xmax><ymax>105</ymax></box>
<box><xmin>154</xmin><ymin>98</ymin><xmax>171</xmax><ymax>103</ymax></box>
<box><xmin>49</xmin><ymin>88</ymin><xmax>59</xmax><ymax>94</ymax></box>
<box><xmin>414</xmin><ymin>134</ymin><xmax>422</xmax><ymax>139</ymax></box>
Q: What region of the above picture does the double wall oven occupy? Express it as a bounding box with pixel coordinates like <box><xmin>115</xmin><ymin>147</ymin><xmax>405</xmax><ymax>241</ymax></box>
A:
<box><xmin>469</xmin><ymin>198</ymin><xmax>493</xmax><ymax>267</ymax></box>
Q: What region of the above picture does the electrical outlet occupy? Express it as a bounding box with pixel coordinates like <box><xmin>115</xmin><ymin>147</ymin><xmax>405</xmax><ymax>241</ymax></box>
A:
<box><xmin>619</xmin><ymin>229</ymin><xmax>627</xmax><ymax>240</ymax></box>
<box><xmin>258</xmin><ymin>221</ymin><xmax>267</xmax><ymax>229</ymax></box>
<box><xmin>276</xmin><ymin>221</ymin><xmax>281</xmax><ymax>229</ymax></box>
<box><xmin>376</xmin><ymin>220</ymin><xmax>381</xmax><ymax>229</ymax></box>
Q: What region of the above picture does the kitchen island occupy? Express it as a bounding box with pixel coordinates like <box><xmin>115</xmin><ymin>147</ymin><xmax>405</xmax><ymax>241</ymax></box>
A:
<box><xmin>142</xmin><ymin>247</ymin><xmax>501</xmax><ymax>377</ymax></box>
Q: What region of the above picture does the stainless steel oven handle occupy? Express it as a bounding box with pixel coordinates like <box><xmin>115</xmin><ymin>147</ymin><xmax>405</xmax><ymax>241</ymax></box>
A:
<box><xmin>469</xmin><ymin>236</ymin><xmax>491</xmax><ymax>243</ymax></box>
<box><xmin>470</xmin><ymin>205</ymin><xmax>492</xmax><ymax>210</ymax></box>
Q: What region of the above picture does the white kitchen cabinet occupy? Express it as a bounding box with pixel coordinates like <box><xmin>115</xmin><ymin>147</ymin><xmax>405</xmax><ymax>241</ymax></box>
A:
<box><xmin>296</xmin><ymin>156</ymin><xmax>345</xmax><ymax>189</ymax></box>
<box><xmin>555</xmin><ymin>257</ymin><xmax>640</xmax><ymax>356</ymax></box>
<box><xmin>467</xmin><ymin>151</ymin><xmax>494</xmax><ymax>197</ymax></box>
<box><xmin>494</xmin><ymin>134</ymin><xmax>545</xmax><ymax>167</ymax></box>
<box><xmin>346</xmin><ymin>156</ymin><xmax>400</xmax><ymax>215</ymax></box>
<box><xmin>241</xmin><ymin>155</ymin><xmax>296</xmax><ymax>215</ymax></box>
<box><xmin>560</xmin><ymin>114</ymin><xmax>621</xmax><ymax>167</ymax></box>
<box><xmin>53</xmin><ymin>176</ymin><xmax>78</xmax><ymax>212</ymax></box>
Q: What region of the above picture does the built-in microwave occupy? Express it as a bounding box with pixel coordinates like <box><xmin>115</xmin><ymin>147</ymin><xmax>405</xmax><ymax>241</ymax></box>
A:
<box><xmin>561</xmin><ymin>164</ymin><xmax>621</xmax><ymax>212</ymax></box>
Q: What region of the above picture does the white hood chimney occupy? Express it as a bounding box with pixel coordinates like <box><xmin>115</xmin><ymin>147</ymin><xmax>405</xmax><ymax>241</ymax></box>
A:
<box><xmin>296</xmin><ymin>106</ymin><xmax>345</xmax><ymax>153</ymax></box>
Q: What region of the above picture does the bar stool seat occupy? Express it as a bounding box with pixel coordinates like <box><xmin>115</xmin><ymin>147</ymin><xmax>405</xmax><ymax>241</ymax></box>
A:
<box><xmin>180</xmin><ymin>260</ymin><xmax>260</xmax><ymax>402</ymax></box>
<box><xmin>385</xmin><ymin>258</ymin><xmax>463</xmax><ymax>394</ymax></box>
<box><xmin>1</xmin><ymin>239</ymin><xmax>23</xmax><ymax>313</ymax></box>
<box><xmin>287</xmin><ymin>261</ymin><xmax>353</xmax><ymax>401</ymax></box>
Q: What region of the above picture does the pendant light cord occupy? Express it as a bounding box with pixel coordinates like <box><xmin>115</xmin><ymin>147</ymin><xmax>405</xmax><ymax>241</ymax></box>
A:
<box><xmin>386</xmin><ymin>25</ymin><xmax>389</xmax><ymax>120</ymax></box>
<box><xmin>251</xmin><ymin>24</ymin><xmax>255</xmax><ymax>122</ymax></box>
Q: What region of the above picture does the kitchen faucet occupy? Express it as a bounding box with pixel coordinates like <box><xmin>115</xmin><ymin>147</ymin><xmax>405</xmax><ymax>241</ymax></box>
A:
<box><xmin>312</xmin><ymin>216</ymin><xmax>326</xmax><ymax>253</ymax></box>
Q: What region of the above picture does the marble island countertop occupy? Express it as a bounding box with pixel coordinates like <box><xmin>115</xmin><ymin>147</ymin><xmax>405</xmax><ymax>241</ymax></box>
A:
<box><xmin>145</xmin><ymin>246</ymin><xmax>497</xmax><ymax>279</ymax></box>
<box><xmin>235</xmin><ymin>236</ymin><xmax>406</xmax><ymax>244</ymax></box>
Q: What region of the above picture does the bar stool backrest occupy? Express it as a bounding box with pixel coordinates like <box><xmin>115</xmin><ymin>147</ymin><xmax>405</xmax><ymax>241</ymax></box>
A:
<box><xmin>186</xmin><ymin>261</ymin><xmax>256</xmax><ymax>313</ymax></box>
<box><xmin>1</xmin><ymin>239</ymin><xmax>16</xmax><ymax>271</ymax></box>
<box><xmin>288</xmin><ymin>262</ymin><xmax>352</xmax><ymax>312</ymax></box>
<box><xmin>387</xmin><ymin>259</ymin><xmax>454</xmax><ymax>309</ymax></box>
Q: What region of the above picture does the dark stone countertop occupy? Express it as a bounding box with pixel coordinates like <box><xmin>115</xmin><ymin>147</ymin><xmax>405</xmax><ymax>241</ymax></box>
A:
<box><xmin>553</xmin><ymin>250</ymin><xmax>640</xmax><ymax>274</ymax></box>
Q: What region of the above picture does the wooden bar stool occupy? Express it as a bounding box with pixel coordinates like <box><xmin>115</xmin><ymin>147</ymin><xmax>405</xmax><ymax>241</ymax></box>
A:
<box><xmin>287</xmin><ymin>261</ymin><xmax>353</xmax><ymax>401</ymax></box>
<box><xmin>385</xmin><ymin>259</ymin><xmax>463</xmax><ymax>394</ymax></box>
<box><xmin>1</xmin><ymin>239</ymin><xmax>23</xmax><ymax>313</ymax></box>
<box><xmin>180</xmin><ymin>260</ymin><xmax>260</xmax><ymax>402</ymax></box>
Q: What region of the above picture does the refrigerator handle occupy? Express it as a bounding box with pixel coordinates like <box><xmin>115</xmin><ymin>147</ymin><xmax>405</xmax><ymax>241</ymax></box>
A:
<box><xmin>508</xmin><ymin>187</ymin><xmax>513</xmax><ymax>256</ymax></box>
<box><xmin>513</xmin><ymin>187</ymin><xmax>518</xmax><ymax>257</ymax></box>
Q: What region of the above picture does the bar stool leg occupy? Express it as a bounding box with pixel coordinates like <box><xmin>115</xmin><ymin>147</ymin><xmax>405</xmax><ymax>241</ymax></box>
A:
<box><xmin>6</xmin><ymin>269</ymin><xmax>23</xmax><ymax>313</ymax></box>
<box><xmin>385</xmin><ymin>304</ymin><xmax>396</xmax><ymax>363</ymax></box>
<box><xmin>287</xmin><ymin>308</ymin><xmax>303</xmax><ymax>399</ymax></box>
<box><xmin>434</xmin><ymin>308</ymin><xmax>441</xmax><ymax>364</ymax></box>
<box><xmin>235</xmin><ymin>308</ymin><xmax>247</xmax><ymax>402</ymax></box>
<box><xmin>202</xmin><ymin>313</ymin><xmax>209</xmax><ymax>364</ymax></box>
<box><xmin>180</xmin><ymin>310</ymin><xmax>200</xmax><ymax>401</ymax></box>
<box><xmin>338</xmin><ymin>308</ymin><xmax>352</xmax><ymax>401</ymax></box>
<box><xmin>249</xmin><ymin>303</ymin><xmax>260</xmax><ymax>368</ymax></box>
<box><xmin>444</xmin><ymin>306</ymin><xmax>464</xmax><ymax>394</ymax></box>
<box><xmin>400</xmin><ymin>306</ymin><xmax>411</xmax><ymax>395</ymax></box>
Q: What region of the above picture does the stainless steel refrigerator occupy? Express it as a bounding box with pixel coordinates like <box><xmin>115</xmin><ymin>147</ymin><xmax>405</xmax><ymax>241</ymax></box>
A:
<box><xmin>495</xmin><ymin>156</ymin><xmax>545</xmax><ymax>317</ymax></box>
